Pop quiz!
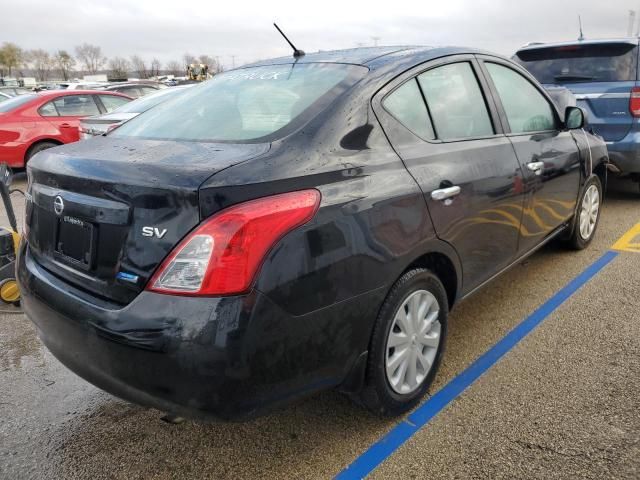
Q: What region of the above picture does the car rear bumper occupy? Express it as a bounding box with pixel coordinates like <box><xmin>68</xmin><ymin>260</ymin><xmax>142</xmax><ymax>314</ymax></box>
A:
<box><xmin>0</xmin><ymin>144</ymin><xmax>26</xmax><ymax>168</ymax></box>
<box><xmin>18</xmin><ymin>242</ymin><xmax>380</xmax><ymax>420</ymax></box>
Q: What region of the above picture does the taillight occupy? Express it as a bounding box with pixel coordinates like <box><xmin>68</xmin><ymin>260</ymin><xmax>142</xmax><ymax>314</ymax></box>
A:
<box><xmin>630</xmin><ymin>87</ymin><xmax>640</xmax><ymax>117</ymax></box>
<box><xmin>148</xmin><ymin>189</ymin><xmax>321</xmax><ymax>296</ymax></box>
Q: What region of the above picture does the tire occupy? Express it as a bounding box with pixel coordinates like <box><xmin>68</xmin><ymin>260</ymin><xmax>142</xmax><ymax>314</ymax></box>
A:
<box><xmin>26</xmin><ymin>141</ymin><xmax>58</xmax><ymax>163</ymax></box>
<box><xmin>356</xmin><ymin>268</ymin><xmax>448</xmax><ymax>417</ymax></box>
<box><xmin>567</xmin><ymin>175</ymin><xmax>602</xmax><ymax>250</ymax></box>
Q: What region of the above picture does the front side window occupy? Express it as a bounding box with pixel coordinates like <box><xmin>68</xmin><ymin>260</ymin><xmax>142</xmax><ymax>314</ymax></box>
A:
<box><xmin>417</xmin><ymin>62</ymin><xmax>494</xmax><ymax>140</ymax></box>
<box><xmin>383</xmin><ymin>79</ymin><xmax>435</xmax><ymax>140</ymax></box>
<box><xmin>50</xmin><ymin>95</ymin><xmax>100</xmax><ymax>116</ymax></box>
<box><xmin>486</xmin><ymin>63</ymin><xmax>557</xmax><ymax>134</ymax></box>
<box><xmin>100</xmin><ymin>95</ymin><xmax>130</xmax><ymax>113</ymax></box>
<box><xmin>112</xmin><ymin>63</ymin><xmax>367</xmax><ymax>142</ymax></box>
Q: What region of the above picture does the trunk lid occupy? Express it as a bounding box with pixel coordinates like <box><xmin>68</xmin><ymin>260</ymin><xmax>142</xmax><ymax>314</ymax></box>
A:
<box><xmin>26</xmin><ymin>136</ymin><xmax>269</xmax><ymax>304</ymax></box>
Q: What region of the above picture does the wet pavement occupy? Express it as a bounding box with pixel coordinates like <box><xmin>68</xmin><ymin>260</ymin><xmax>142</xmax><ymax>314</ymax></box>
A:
<box><xmin>1</xmin><ymin>177</ymin><xmax>639</xmax><ymax>479</ymax></box>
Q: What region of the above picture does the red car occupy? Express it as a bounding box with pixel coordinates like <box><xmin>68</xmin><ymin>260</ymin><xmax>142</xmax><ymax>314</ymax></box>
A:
<box><xmin>0</xmin><ymin>90</ymin><xmax>132</xmax><ymax>168</ymax></box>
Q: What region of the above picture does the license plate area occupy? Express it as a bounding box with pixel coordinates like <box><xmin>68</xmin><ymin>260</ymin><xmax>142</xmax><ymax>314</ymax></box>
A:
<box><xmin>54</xmin><ymin>216</ymin><xmax>95</xmax><ymax>270</ymax></box>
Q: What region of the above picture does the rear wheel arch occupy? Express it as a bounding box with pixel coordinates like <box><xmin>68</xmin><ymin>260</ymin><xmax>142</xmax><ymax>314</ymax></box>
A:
<box><xmin>24</xmin><ymin>139</ymin><xmax>62</xmax><ymax>163</ymax></box>
<box><xmin>403</xmin><ymin>250</ymin><xmax>460</xmax><ymax>309</ymax></box>
<box><xmin>593</xmin><ymin>160</ymin><xmax>608</xmax><ymax>195</ymax></box>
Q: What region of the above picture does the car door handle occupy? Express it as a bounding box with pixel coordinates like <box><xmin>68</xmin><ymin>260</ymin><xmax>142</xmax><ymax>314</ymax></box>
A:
<box><xmin>60</xmin><ymin>123</ymin><xmax>72</xmax><ymax>128</ymax></box>
<box><xmin>431</xmin><ymin>186</ymin><xmax>461</xmax><ymax>201</ymax></box>
<box><xmin>527</xmin><ymin>161</ymin><xmax>545</xmax><ymax>175</ymax></box>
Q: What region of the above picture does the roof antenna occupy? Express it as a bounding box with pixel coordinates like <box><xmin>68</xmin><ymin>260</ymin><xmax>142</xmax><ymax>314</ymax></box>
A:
<box><xmin>273</xmin><ymin>23</ymin><xmax>305</xmax><ymax>58</ymax></box>
<box><xmin>578</xmin><ymin>15</ymin><xmax>585</xmax><ymax>41</ymax></box>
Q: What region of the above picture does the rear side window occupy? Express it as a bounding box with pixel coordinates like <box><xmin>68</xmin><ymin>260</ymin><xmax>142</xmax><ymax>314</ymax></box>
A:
<box><xmin>42</xmin><ymin>95</ymin><xmax>100</xmax><ymax>117</ymax></box>
<box><xmin>486</xmin><ymin>63</ymin><xmax>557</xmax><ymax>133</ymax></box>
<box><xmin>383</xmin><ymin>79</ymin><xmax>435</xmax><ymax>140</ymax></box>
<box><xmin>99</xmin><ymin>95</ymin><xmax>130</xmax><ymax>113</ymax></box>
<box><xmin>139</xmin><ymin>86</ymin><xmax>157</xmax><ymax>96</ymax></box>
<box><xmin>417</xmin><ymin>62</ymin><xmax>494</xmax><ymax>140</ymax></box>
<box><xmin>515</xmin><ymin>43</ymin><xmax>638</xmax><ymax>83</ymax></box>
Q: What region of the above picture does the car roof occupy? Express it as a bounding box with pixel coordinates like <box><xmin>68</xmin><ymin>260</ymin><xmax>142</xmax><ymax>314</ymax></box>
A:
<box><xmin>241</xmin><ymin>45</ymin><xmax>499</xmax><ymax>70</ymax></box>
<box><xmin>35</xmin><ymin>89</ymin><xmax>131</xmax><ymax>98</ymax></box>
<box><xmin>516</xmin><ymin>37</ymin><xmax>640</xmax><ymax>52</ymax></box>
<box><xmin>105</xmin><ymin>83</ymin><xmax>159</xmax><ymax>88</ymax></box>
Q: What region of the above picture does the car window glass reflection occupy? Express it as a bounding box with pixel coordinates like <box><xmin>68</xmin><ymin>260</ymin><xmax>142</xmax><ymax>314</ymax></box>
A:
<box><xmin>418</xmin><ymin>62</ymin><xmax>494</xmax><ymax>140</ymax></box>
<box><xmin>486</xmin><ymin>63</ymin><xmax>557</xmax><ymax>133</ymax></box>
<box><xmin>383</xmin><ymin>79</ymin><xmax>435</xmax><ymax>140</ymax></box>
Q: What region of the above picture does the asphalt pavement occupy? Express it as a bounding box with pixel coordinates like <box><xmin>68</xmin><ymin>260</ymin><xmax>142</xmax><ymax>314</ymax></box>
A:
<box><xmin>1</xmin><ymin>177</ymin><xmax>638</xmax><ymax>479</ymax></box>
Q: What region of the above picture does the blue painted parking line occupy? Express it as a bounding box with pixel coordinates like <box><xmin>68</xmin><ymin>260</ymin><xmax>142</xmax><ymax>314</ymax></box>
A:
<box><xmin>336</xmin><ymin>250</ymin><xmax>619</xmax><ymax>479</ymax></box>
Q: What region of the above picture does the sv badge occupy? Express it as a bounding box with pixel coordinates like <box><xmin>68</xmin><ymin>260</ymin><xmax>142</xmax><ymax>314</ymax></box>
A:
<box><xmin>142</xmin><ymin>227</ymin><xmax>168</xmax><ymax>239</ymax></box>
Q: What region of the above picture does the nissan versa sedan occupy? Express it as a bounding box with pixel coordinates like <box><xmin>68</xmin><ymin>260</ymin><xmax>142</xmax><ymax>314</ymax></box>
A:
<box><xmin>18</xmin><ymin>46</ymin><xmax>608</xmax><ymax>420</ymax></box>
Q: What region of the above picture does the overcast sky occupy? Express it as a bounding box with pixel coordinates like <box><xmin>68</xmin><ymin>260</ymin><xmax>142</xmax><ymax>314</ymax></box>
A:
<box><xmin>3</xmin><ymin>0</ymin><xmax>640</xmax><ymax>68</ymax></box>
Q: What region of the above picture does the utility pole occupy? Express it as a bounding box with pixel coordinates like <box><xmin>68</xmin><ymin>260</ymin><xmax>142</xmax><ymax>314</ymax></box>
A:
<box><xmin>371</xmin><ymin>36</ymin><xmax>381</xmax><ymax>47</ymax></box>
<box><xmin>628</xmin><ymin>10</ymin><xmax>636</xmax><ymax>37</ymax></box>
<box><xmin>230</xmin><ymin>55</ymin><xmax>237</xmax><ymax>69</ymax></box>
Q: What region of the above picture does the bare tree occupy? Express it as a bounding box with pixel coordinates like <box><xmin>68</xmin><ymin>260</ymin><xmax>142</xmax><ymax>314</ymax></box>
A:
<box><xmin>130</xmin><ymin>55</ymin><xmax>148</xmax><ymax>79</ymax></box>
<box><xmin>150</xmin><ymin>58</ymin><xmax>161</xmax><ymax>78</ymax></box>
<box><xmin>183</xmin><ymin>53</ymin><xmax>196</xmax><ymax>67</ymax></box>
<box><xmin>75</xmin><ymin>43</ymin><xmax>106</xmax><ymax>74</ymax></box>
<box><xmin>198</xmin><ymin>55</ymin><xmax>214</xmax><ymax>67</ymax></box>
<box><xmin>28</xmin><ymin>49</ymin><xmax>54</xmax><ymax>81</ymax></box>
<box><xmin>165</xmin><ymin>60</ymin><xmax>182</xmax><ymax>77</ymax></box>
<box><xmin>108</xmin><ymin>57</ymin><xmax>130</xmax><ymax>79</ymax></box>
<box><xmin>54</xmin><ymin>50</ymin><xmax>76</xmax><ymax>80</ymax></box>
<box><xmin>0</xmin><ymin>42</ymin><xmax>23</xmax><ymax>77</ymax></box>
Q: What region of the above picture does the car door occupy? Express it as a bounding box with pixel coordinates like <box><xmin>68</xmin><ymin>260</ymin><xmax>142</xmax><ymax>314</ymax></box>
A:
<box><xmin>39</xmin><ymin>94</ymin><xmax>102</xmax><ymax>143</ymax></box>
<box><xmin>478</xmin><ymin>57</ymin><xmax>582</xmax><ymax>254</ymax></box>
<box><xmin>373</xmin><ymin>57</ymin><xmax>526</xmax><ymax>293</ymax></box>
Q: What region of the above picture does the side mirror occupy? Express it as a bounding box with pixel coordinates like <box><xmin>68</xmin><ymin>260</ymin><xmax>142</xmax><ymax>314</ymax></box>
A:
<box><xmin>565</xmin><ymin>106</ymin><xmax>586</xmax><ymax>130</ymax></box>
<box><xmin>0</xmin><ymin>163</ymin><xmax>12</xmax><ymax>188</ymax></box>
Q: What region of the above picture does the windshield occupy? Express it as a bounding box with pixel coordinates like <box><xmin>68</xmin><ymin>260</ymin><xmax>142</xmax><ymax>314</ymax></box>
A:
<box><xmin>112</xmin><ymin>63</ymin><xmax>367</xmax><ymax>142</ymax></box>
<box><xmin>515</xmin><ymin>43</ymin><xmax>638</xmax><ymax>83</ymax></box>
<box><xmin>113</xmin><ymin>87</ymin><xmax>189</xmax><ymax>114</ymax></box>
<box><xmin>0</xmin><ymin>94</ymin><xmax>36</xmax><ymax>113</ymax></box>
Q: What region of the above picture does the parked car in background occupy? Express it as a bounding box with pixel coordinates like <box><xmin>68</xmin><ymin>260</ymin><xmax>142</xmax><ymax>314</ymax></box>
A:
<box><xmin>0</xmin><ymin>90</ymin><xmax>131</xmax><ymax>167</ymax></box>
<box><xmin>514</xmin><ymin>38</ymin><xmax>639</xmax><ymax>184</ymax></box>
<box><xmin>102</xmin><ymin>82</ymin><xmax>167</xmax><ymax>98</ymax></box>
<box><xmin>19</xmin><ymin>47</ymin><xmax>607</xmax><ymax>421</ymax></box>
<box><xmin>64</xmin><ymin>82</ymin><xmax>108</xmax><ymax>90</ymax></box>
<box><xmin>0</xmin><ymin>86</ymin><xmax>30</xmax><ymax>97</ymax></box>
<box><xmin>80</xmin><ymin>85</ymin><xmax>192</xmax><ymax>139</ymax></box>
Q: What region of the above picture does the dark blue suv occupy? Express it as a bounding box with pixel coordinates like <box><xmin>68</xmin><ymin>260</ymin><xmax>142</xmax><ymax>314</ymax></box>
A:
<box><xmin>515</xmin><ymin>39</ymin><xmax>639</xmax><ymax>184</ymax></box>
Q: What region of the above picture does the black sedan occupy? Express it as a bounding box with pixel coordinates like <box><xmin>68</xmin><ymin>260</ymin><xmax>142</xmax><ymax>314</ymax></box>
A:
<box><xmin>18</xmin><ymin>46</ymin><xmax>608</xmax><ymax>420</ymax></box>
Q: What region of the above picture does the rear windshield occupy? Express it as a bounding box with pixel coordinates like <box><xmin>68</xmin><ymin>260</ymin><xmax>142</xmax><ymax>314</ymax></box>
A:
<box><xmin>112</xmin><ymin>63</ymin><xmax>367</xmax><ymax>142</ymax></box>
<box><xmin>113</xmin><ymin>87</ymin><xmax>188</xmax><ymax>114</ymax></box>
<box><xmin>0</xmin><ymin>94</ymin><xmax>36</xmax><ymax>113</ymax></box>
<box><xmin>514</xmin><ymin>42</ymin><xmax>638</xmax><ymax>83</ymax></box>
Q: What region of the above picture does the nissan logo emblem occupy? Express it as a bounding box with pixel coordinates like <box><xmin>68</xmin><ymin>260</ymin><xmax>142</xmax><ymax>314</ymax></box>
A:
<box><xmin>53</xmin><ymin>195</ymin><xmax>64</xmax><ymax>216</ymax></box>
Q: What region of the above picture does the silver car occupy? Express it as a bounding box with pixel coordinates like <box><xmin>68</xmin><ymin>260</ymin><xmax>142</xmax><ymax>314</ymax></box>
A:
<box><xmin>79</xmin><ymin>86</ymin><xmax>192</xmax><ymax>139</ymax></box>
